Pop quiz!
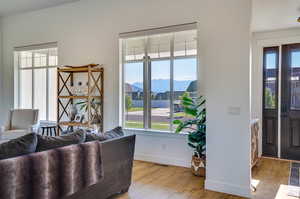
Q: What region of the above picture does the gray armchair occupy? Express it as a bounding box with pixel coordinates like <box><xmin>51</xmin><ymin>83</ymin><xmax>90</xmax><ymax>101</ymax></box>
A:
<box><xmin>0</xmin><ymin>109</ymin><xmax>39</xmax><ymax>141</ymax></box>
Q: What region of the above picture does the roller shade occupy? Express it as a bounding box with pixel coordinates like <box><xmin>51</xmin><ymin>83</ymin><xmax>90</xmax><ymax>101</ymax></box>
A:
<box><xmin>124</xmin><ymin>37</ymin><xmax>146</xmax><ymax>61</ymax></box>
<box><xmin>174</xmin><ymin>30</ymin><xmax>197</xmax><ymax>57</ymax></box>
<box><xmin>123</xmin><ymin>28</ymin><xmax>197</xmax><ymax>61</ymax></box>
<box><xmin>148</xmin><ymin>33</ymin><xmax>172</xmax><ymax>58</ymax></box>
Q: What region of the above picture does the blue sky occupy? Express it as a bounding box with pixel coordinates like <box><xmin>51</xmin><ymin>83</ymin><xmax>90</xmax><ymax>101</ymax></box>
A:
<box><xmin>292</xmin><ymin>51</ymin><xmax>300</xmax><ymax>67</ymax></box>
<box><xmin>125</xmin><ymin>58</ymin><xmax>197</xmax><ymax>84</ymax></box>
<box><xmin>266</xmin><ymin>51</ymin><xmax>300</xmax><ymax>68</ymax></box>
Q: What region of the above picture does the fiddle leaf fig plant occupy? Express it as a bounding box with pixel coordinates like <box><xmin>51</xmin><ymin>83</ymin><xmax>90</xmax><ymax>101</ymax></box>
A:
<box><xmin>173</xmin><ymin>93</ymin><xmax>206</xmax><ymax>158</ymax></box>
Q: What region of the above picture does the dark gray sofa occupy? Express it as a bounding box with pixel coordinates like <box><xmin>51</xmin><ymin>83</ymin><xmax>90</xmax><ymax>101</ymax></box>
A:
<box><xmin>66</xmin><ymin>134</ymin><xmax>136</xmax><ymax>199</ymax></box>
<box><xmin>0</xmin><ymin>134</ymin><xmax>136</xmax><ymax>199</ymax></box>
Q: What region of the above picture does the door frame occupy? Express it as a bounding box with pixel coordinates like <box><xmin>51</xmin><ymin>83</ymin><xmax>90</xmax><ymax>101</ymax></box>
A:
<box><xmin>254</xmin><ymin>34</ymin><xmax>300</xmax><ymax>159</ymax></box>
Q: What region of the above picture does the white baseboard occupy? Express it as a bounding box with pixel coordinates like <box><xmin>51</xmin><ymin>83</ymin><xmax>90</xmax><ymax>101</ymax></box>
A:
<box><xmin>134</xmin><ymin>153</ymin><xmax>190</xmax><ymax>168</ymax></box>
<box><xmin>205</xmin><ymin>179</ymin><xmax>251</xmax><ymax>198</ymax></box>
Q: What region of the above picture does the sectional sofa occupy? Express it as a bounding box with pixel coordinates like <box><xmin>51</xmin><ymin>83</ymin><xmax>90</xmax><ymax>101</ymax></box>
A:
<box><xmin>0</xmin><ymin>128</ymin><xmax>136</xmax><ymax>199</ymax></box>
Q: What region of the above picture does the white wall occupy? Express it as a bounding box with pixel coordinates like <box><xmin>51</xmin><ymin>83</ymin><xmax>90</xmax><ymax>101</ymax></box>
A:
<box><xmin>0</xmin><ymin>0</ymin><xmax>251</xmax><ymax>197</ymax></box>
<box><xmin>252</xmin><ymin>27</ymin><xmax>300</xmax><ymax>157</ymax></box>
<box><xmin>0</xmin><ymin>19</ymin><xmax>3</xmax><ymax>119</ymax></box>
<box><xmin>200</xmin><ymin>1</ymin><xmax>251</xmax><ymax>197</ymax></box>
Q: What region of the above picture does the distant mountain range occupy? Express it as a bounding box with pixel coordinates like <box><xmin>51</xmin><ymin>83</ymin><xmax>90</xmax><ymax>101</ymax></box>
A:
<box><xmin>131</xmin><ymin>79</ymin><xmax>193</xmax><ymax>93</ymax></box>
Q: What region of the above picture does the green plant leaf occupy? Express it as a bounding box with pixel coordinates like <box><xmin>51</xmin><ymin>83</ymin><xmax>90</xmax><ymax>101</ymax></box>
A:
<box><xmin>182</xmin><ymin>100</ymin><xmax>194</xmax><ymax>106</ymax></box>
<box><xmin>188</xmin><ymin>143</ymin><xmax>196</xmax><ymax>148</ymax></box>
<box><xmin>184</xmin><ymin>107</ymin><xmax>197</xmax><ymax>117</ymax></box>
<box><xmin>75</xmin><ymin>101</ymin><xmax>86</xmax><ymax>105</ymax></box>
<box><xmin>182</xmin><ymin>95</ymin><xmax>193</xmax><ymax>103</ymax></box>
<box><xmin>173</xmin><ymin>120</ymin><xmax>183</xmax><ymax>125</ymax></box>
<box><xmin>196</xmin><ymin>99</ymin><xmax>205</xmax><ymax>108</ymax></box>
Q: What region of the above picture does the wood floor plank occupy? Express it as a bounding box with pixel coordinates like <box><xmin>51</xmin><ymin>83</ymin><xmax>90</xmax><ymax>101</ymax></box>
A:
<box><xmin>110</xmin><ymin>158</ymin><xmax>291</xmax><ymax>199</ymax></box>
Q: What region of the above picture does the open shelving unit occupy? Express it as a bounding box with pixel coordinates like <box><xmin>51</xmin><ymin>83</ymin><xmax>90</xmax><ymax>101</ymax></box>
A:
<box><xmin>57</xmin><ymin>64</ymin><xmax>104</xmax><ymax>134</ymax></box>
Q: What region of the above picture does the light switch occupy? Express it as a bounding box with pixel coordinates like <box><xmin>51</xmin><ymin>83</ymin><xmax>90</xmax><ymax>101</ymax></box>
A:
<box><xmin>228</xmin><ymin>106</ymin><xmax>241</xmax><ymax>115</ymax></box>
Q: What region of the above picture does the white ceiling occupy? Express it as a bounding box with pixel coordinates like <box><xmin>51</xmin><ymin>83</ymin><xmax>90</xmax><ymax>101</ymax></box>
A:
<box><xmin>0</xmin><ymin>0</ymin><xmax>300</xmax><ymax>32</ymax></box>
<box><xmin>0</xmin><ymin>0</ymin><xmax>79</xmax><ymax>17</ymax></box>
<box><xmin>252</xmin><ymin>0</ymin><xmax>300</xmax><ymax>32</ymax></box>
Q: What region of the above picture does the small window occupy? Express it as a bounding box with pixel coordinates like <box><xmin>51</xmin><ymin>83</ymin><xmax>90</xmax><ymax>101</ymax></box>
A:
<box><xmin>263</xmin><ymin>47</ymin><xmax>278</xmax><ymax>110</ymax></box>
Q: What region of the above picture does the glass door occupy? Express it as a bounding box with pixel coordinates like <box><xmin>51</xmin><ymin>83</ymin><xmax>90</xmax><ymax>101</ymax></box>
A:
<box><xmin>281</xmin><ymin>44</ymin><xmax>300</xmax><ymax>160</ymax></box>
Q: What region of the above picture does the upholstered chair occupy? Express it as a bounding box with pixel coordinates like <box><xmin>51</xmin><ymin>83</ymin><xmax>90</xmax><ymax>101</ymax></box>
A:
<box><xmin>0</xmin><ymin>109</ymin><xmax>39</xmax><ymax>141</ymax></box>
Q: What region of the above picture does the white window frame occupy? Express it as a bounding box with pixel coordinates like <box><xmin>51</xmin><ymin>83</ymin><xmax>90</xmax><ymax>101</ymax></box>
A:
<box><xmin>120</xmin><ymin>23</ymin><xmax>198</xmax><ymax>132</ymax></box>
<box><xmin>14</xmin><ymin>42</ymin><xmax>58</xmax><ymax>121</ymax></box>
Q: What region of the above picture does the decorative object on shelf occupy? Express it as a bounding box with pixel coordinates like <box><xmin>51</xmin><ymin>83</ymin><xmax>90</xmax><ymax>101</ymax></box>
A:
<box><xmin>173</xmin><ymin>93</ymin><xmax>206</xmax><ymax>177</ymax></box>
<box><xmin>70</xmin><ymin>81</ymin><xmax>89</xmax><ymax>96</ymax></box>
<box><xmin>68</xmin><ymin>105</ymin><xmax>78</xmax><ymax>121</ymax></box>
<box><xmin>76</xmin><ymin>98</ymin><xmax>102</xmax><ymax>133</ymax></box>
<box><xmin>74</xmin><ymin>113</ymin><xmax>84</xmax><ymax>123</ymax></box>
<box><xmin>57</xmin><ymin>64</ymin><xmax>104</xmax><ymax>135</ymax></box>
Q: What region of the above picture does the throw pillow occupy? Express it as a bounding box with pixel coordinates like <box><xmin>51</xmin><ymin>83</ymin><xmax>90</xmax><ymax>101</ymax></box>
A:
<box><xmin>36</xmin><ymin>130</ymin><xmax>86</xmax><ymax>152</ymax></box>
<box><xmin>0</xmin><ymin>133</ymin><xmax>38</xmax><ymax>160</ymax></box>
<box><xmin>104</xmin><ymin>126</ymin><xmax>124</xmax><ymax>139</ymax></box>
<box><xmin>85</xmin><ymin>126</ymin><xmax>124</xmax><ymax>142</ymax></box>
<box><xmin>85</xmin><ymin>133</ymin><xmax>106</xmax><ymax>142</ymax></box>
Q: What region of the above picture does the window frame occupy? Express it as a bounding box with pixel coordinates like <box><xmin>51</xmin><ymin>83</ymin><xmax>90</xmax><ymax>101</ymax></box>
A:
<box><xmin>121</xmin><ymin>30</ymin><xmax>198</xmax><ymax>133</ymax></box>
<box><xmin>15</xmin><ymin>43</ymin><xmax>58</xmax><ymax>121</ymax></box>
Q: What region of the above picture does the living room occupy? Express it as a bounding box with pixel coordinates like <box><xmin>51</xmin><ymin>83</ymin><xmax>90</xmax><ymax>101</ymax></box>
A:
<box><xmin>0</xmin><ymin>0</ymin><xmax>299</xmax><ymax>199</ymax></box>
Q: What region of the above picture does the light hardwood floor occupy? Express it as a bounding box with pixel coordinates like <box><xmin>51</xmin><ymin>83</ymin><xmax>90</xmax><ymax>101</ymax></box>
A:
<box><xmin>110</xmin><ymin>158</ymin><xmax>290</xmax><ymax>199</ymax></box>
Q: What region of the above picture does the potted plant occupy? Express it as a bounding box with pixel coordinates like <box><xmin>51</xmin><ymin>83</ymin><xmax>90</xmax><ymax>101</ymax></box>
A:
<box><xmin>75</xmin><ymin>98</ymin><xmax>102</xmax><ymax>132</ymax></box>
<box><xmin>173</xmin><ymin>93</ymin><xmax>206</xmax><ymax>177</ymax></box>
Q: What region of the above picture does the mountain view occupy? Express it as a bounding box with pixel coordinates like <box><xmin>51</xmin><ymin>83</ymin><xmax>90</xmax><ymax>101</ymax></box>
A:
<box><xmin>131</xmin><ymin>79</ymin><xmax>192</xmax><ymax>93</ymax></box>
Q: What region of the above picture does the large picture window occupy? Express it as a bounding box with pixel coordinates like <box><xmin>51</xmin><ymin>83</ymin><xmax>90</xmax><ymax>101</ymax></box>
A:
<box><xmin>15</xmin><ymin>43</ymin><xmax>58</xmax><ymax>121</ymax></box>
<box><xmin>121</xmin><ymin>26</ymin><xmax>198</xmax><ymax>132</ymax></box>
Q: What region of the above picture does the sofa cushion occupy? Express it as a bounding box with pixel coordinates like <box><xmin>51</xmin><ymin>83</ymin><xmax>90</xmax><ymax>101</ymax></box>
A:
<box><xmin>36</xmin><ymin>131</ymin><xmax>86</xmax><ymax>152</ymax></box>
<box><xmin>0</xmin><ymin>133</ymin><xmax>37</xmax><ymax>160</ymax></box>
<box><xmin>85</xmin><ymin>126</ymin><xmax>124</xmax><ymax>142</ymax></box>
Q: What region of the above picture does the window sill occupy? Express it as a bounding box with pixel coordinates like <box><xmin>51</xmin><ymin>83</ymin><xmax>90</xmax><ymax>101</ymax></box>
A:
<box><xmin>124</xmin><ymin>128</ymin><xmax>188</xmax><ymax>139</ymax></box>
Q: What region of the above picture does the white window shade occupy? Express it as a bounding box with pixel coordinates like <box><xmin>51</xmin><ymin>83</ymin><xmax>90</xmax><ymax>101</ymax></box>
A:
<box><xmin>123</xmin><ymin>30</ymin><xmax>197</xmax><ymax>61</ymax></box>
<box><xmin>49</xmin><ymin>48</ymin><xmax>58</xmax><ymax>66</ymax></box>
<box><xmin>174</xmin><ymin>30</ymin><xmax>197</xmax><ymax>57</ymax></box>
<box><xmin>20</xmin><ymin>51</ymin><xmax>33</xmax><ymax>68</ymax></box>
<box><xmin>34</xmin><ymin>49</ymin><xmax>48</xmax><ymax>67</ymax></box>
<box><xmin>148</xmin><ymin>33</ymin><xmax>172</xmax><ymax>59</ymax></box>
<box><xmin>18</xmin><ymin>47</ymin><xmax>58</xmax><ymax>68</ymax></box>
<box><xmin>124</xmin><ymin>37</ymin><xmax>146</xmax><ymax>61</ymax></box>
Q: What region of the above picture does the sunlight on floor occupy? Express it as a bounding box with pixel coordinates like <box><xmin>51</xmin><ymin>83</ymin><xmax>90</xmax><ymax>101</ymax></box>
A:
<box><xmin>274</xmin><ymin>184</ymin><xmax>300</xmax><ymax>199</ymax></box>
<box><xmin>251</xmin><ymin>179</ymin><xmax>260</xmax><ymax>189</ymax></box>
